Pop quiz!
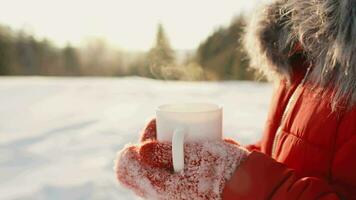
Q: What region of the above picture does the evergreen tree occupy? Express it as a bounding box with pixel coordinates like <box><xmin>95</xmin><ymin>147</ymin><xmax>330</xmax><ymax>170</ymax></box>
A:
<box><xmin>63</xmin><ymin>44</ymin><xmax>80</xmax><ymax>75</ymax></box>
<box><xmin>36</xmin><ymin>39</ymin><xmax>61</xmax><ymax>75</ymax></box>
<box><xmin>0</xmin><ymin>26</ymin><xmax>11</xmax><ymax>75</ymax></box>
<box><xmin>196</xmin><ymin>17</ymin><xmax>254</xmax><ymax>80</ymax></box>
<box><xmin>148</xmin><ymin>24</ymin><xmax>175</xmax><ymax>78</ymax></box>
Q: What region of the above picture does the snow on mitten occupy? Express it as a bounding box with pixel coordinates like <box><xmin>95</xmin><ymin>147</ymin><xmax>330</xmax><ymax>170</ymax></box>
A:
<box><xmin>139</xmin><ymin>118</ymin><xmax>157</xmax><ymax>142</ymax></box>
<box><xmin>115</xmin><ymin>119</ymin><xmax>249</xmax><ymax>200</ymax></box>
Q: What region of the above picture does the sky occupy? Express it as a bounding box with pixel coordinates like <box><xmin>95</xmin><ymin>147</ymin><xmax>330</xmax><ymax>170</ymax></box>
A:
<box><xmin>0</xmin><ymin>0</ymin><xmax>264</xmax><ymax>51</ymax></box>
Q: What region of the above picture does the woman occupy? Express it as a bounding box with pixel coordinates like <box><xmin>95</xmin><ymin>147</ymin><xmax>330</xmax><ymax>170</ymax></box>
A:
<box><xmin>115</xmin><ymin>0</ymin><xmax>356</xmax><ymax>199</ymax></box>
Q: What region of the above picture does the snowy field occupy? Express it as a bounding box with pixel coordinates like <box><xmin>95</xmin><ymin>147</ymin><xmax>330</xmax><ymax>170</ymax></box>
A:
<box><xmin>0</xmin><ymin>77</ymin><xmax>272</xmax><ymax>200</ymax></box>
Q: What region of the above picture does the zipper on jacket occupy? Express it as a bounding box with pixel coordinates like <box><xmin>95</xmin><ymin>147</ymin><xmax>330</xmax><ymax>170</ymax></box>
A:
<box><xmin>271</xmin><ymin>66</ymin><xmax>312</xmax><ymax>158</ymax></box>
<box><xmin>271</xmin><ymin>91</ymin><xmax>297</xmax><ymax>158</ymax></box>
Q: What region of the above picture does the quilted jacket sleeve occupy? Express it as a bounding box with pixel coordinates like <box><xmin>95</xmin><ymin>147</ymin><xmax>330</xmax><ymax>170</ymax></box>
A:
<box><xmin>222</xmin><ymin>132</ymin><xmax>356</xmax><ymax>200</ymax></box>
<box><xmin>222</xmin><ymin>151</ymin><xmax>339</xmax><ymax>199</ymax></box>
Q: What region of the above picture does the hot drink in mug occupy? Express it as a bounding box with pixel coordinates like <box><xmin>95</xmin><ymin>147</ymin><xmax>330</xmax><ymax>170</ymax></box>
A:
<box><xmin>156</xmin><ymin>103</ymin><xmax>223</xmax><ymax>172</ymax></box>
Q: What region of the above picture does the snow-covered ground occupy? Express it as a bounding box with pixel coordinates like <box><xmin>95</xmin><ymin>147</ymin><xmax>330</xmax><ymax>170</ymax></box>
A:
<box><xmin>0</xmin><ymin>77</ymin><xmax>273</xmax><ymax>200</ymax></box>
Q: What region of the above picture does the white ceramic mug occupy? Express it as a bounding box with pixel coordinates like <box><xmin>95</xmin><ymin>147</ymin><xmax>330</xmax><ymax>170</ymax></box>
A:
<box><xmin>156</xmin><ymin>103</ymin><xmax>223</xmax><ymax>172</ymax></box>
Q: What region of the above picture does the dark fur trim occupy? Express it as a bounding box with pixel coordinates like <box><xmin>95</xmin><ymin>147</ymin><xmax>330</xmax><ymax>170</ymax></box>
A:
<box><xmin>244</xmin><ymin>0</ymin><xmax>356</xmax><ymax>108</ymax></box>
<box><xmin>244</xmin><ymin>0</ymin><xmax>295</xmax><ymax>80</ymax></box>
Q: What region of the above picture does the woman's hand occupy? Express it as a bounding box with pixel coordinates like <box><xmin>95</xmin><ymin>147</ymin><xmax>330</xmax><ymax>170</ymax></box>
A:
<box><xmin>115</xmin><ymin>119</ymin><xmax>250</xmax><ymax>200</ymax></box>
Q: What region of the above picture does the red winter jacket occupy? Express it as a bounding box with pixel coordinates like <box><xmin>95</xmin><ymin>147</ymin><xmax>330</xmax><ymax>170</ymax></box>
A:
<box><xmin>222</xmin><ymin>62</ymin><xmax>356</xmax><ymax>199</ymax></box>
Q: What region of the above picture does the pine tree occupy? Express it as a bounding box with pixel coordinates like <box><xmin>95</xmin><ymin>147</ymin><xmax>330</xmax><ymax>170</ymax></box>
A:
<box><xmin>63</xmin><ymin>44</ymin><xmax>80</xmax><ymax>75</ymax></box>
<box><xmin>0</xmin><ymin>26</ymin><xmax>11</xmax><ymax>75</ymax></box>
<box><xmin>148</xmin><ymin>24</ymin><xmax>175</xmax><ymax>78</ymax></box>
<box><xmin>195</xmin><ymin>17</ymin><xmax>254</xmax><ymax>80</ymax></box>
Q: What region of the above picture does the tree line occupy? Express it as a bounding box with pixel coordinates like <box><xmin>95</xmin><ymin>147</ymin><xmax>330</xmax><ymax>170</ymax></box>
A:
<box><xmin>0</xmin><ymin>16</ymin><xmax>260</xmax><ymax>81</ymax></box>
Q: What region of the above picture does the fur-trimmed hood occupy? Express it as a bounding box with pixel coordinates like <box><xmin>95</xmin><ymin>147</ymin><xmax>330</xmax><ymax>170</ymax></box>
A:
<box><xmin>244</xmin><ymin>0</ymin><xmax>356</xmax><ymax>108</ymax></box>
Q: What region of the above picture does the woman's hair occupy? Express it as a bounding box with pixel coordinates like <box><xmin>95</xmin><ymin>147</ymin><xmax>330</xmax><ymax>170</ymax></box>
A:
<box><xmin>244</xmin><ymin>0</ymin><xmax>356</xmax><ymax>110</ymax></box>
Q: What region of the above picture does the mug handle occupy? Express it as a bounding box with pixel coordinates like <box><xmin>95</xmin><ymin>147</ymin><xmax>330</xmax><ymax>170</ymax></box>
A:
<box><xmin>172</xmin><ymin>128</ymin><xmax>185</xmax><ymax>172</ymax></box>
